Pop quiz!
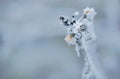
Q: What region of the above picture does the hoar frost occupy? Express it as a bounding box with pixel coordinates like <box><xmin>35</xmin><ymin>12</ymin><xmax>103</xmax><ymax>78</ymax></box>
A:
<box><xmin>60</xmin><ymin>7</ymin><xmax>98</xmax><ymax>79</ymax></box>
<box><xmin>60</xmin><ymin>7</ymin><xmax>96</xmax><ymax>57</ymax></box>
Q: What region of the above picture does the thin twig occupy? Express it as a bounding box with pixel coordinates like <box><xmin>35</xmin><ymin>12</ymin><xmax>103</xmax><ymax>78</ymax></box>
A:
<box><xmin>59</xmin><ymin>7</ymin><xmax>105</xmax><ymax>79</ymax></box>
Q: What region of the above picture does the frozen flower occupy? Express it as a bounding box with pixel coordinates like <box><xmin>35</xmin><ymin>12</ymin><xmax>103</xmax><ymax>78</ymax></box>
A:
<box><xmin>83</xmin><ymin>7</ymin><xmax>97</xmax><ymax>20</ymax></box>
<box><xmin>83</xmin><ymin>7</ymin><xmax>91</xmax><ymax>14</ymax></box>
<box><xmin>65</xmin><ymin>34</ymin><xmax>73</xmax><ymax>42</ymax></box>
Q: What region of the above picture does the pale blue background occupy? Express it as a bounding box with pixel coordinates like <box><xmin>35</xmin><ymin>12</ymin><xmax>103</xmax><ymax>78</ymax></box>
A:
<box><xmin>0</xmin><ymin>0</ymin><xmax>120</xmax><ymax>79</ymax></box>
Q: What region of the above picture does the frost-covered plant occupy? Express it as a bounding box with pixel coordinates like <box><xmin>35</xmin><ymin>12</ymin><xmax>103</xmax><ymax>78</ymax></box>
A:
<box><xmin>60</xmin><ymin>7</ymin><xmax>97</xmax><ymax>79</ymax></box>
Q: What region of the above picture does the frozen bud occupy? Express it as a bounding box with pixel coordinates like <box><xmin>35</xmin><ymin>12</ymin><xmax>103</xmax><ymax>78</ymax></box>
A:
<box><xmin>73</xmin><ymin>11</ymin><xmax>79</xmax><ymax>16</ymax></box>
<box><xmin>60</xmin><ymin>16</ymin><xmax>65</xmax><ymax>20</ymax></box>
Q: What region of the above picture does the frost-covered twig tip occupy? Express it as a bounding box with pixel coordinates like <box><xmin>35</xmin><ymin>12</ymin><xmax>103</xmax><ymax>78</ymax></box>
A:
<box><xmin>60</xmin><ymin>7</ymin><xmax>98</xmax><ymax>79</ymax></box>
<box><xmin>60</xmin><ymin>7</ymin><xmax>96</xmax><ymax>56</ymax></box>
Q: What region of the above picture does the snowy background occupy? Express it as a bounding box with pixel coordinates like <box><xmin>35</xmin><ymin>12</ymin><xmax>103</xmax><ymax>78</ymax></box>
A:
<box><xmin>0</xmin><ymin>0</ymin><xmax>120</xmax><ymax>79</ymax></box>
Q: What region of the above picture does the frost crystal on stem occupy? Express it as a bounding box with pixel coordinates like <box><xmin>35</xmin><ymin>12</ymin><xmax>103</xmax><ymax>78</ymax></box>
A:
<box><xmin>60</xmin><ymin>7</ymin><xmax>98</xmax><ymax>79</ymax></box>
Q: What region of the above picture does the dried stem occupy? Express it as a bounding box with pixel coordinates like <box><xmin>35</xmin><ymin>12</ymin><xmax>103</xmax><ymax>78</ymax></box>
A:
<box><xmin>80</xmin><ymin>46</ymin><xmax>94</xmax><ymax>79</ymax></box>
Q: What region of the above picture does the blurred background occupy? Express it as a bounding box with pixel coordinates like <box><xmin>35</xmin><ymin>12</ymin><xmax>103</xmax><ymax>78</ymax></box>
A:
<box><xmin>0</xmin><ymin>0</ymin><xmax>120</xmax><ymax>79</ymax></box>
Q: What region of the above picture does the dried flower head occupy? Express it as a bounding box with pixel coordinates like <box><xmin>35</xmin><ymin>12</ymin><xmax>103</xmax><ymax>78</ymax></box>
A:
<box><xmin>65</xmin><ymin>34</ymin><xmax>73</xmax><ymax>41</ymax></box>
<box><xmin>83</xmin><ymin>7</ymin><xmax>97</xmax><ymax>20</ymax></box>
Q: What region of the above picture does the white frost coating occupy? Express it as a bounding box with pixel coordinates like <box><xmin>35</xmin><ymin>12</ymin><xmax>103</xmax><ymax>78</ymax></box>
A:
<box><xmin>60</xmin><ymin>7</ymin><xmax>106</xmax><ymax>79</ymax></box>
<box><xmin>60</xmin><ymin>7</ymin><xmax>96</xmax><ymax>54</ymax></box>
